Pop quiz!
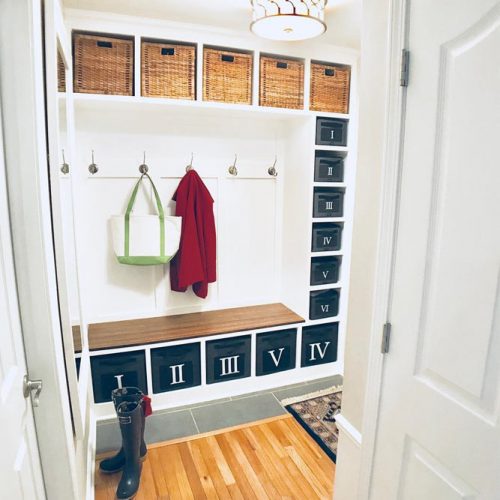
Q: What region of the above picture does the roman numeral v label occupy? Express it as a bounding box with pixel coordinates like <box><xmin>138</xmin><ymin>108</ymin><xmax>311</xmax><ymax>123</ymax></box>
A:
<box><xmin>256</xmin><ymin>329</ymin><xmax>297</xmax><ymax>376</ymax></box>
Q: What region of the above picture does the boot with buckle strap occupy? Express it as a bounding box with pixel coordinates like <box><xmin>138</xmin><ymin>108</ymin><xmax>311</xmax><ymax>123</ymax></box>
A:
<box><xmin>99</xmin><ymin>387</ymin><xmax>148</xmax><ymax>474</ymax></box>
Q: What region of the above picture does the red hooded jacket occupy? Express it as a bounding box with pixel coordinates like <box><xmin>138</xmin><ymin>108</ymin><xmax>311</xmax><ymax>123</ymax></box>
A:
<box><xmin>170</xmin><ymin>170</ymin><xmax>216</xmax><ymax>298</ymax></box>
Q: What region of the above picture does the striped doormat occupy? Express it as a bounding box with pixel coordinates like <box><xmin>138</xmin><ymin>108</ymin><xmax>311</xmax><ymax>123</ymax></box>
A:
<box><xmin>282</xmin><ymin>386</ymin><xmax>342</xmax><ymax>463</ymax></box>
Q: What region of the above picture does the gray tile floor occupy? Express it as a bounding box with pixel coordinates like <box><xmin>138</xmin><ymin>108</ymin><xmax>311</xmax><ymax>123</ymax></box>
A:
<box><xmin>96</xmin><ymin>375</ymin><xmax>342</xmax><ymax>454</ymax></box>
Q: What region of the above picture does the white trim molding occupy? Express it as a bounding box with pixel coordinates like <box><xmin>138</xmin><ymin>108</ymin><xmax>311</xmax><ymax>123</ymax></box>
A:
<box><xmin>335</xmin><ymin>413</ymin><xmax>362</xmax><ymax>447</ymax></box>
<box><xmin>357</xmin><ymin>0</ymin><xmax>409</xmax><ymax>498</ymax></box>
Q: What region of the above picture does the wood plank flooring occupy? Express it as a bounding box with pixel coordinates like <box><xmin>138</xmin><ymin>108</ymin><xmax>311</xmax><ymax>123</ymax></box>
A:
<box><xmin>95</xmin><ymin>414</ymin><xmax>335</xmax><ymax>499</ymax></box>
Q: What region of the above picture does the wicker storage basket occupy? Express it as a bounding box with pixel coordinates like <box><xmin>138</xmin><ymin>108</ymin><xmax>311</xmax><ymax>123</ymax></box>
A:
<box><xmin>260</xmin><ymin>55</ymin><xmax>304</xmax><ymax>109</ymax></box>
<box><xmin>203</xmin><ymin>48</ymin><xmax>252</xmax><ymax>105</ymax></box>
<box><xmin>142</xmin><ymin>40</ymin><xmax>196</xmax><ymax>99</ymax></box>
<box><xmin>57</xmin><ymin>51</ymin><xmax>66</xmax><ymax>92</ymax></box>
<box><xmin>73</xmin><ymin>33</ymin><xmax>134</xmax><ymax>95</ymax></box>
<box><xmin>310</xmin><ymin>62</ymin><xmax>351</xmax><ymax>114</ymax></box>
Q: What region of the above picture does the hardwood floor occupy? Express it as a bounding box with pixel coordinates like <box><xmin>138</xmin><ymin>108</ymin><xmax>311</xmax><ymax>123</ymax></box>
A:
<box><xmin>95</xmin><ymin>414</ymin><xmax>335</xmax><ymax>499</ymax></box>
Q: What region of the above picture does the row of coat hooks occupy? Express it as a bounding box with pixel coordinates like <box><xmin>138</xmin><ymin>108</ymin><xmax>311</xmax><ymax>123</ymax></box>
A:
<box><xmin>77</xmin><ymin>151</ymin><xmax>278</xmax><ymax>177</ymax></box>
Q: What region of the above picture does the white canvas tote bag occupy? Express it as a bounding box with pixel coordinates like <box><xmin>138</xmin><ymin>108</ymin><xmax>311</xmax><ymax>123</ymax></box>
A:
<box><xmin>110</xmin><ymin>173</ymin><xmax>181</xmax><ymax>265</ymax></box>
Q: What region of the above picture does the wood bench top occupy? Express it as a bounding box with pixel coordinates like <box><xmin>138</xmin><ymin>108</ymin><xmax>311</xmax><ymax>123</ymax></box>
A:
<box><xmin>88</xmin><ymin>303</ymin><xmax>305</xmax><ymax>351</ymax></box>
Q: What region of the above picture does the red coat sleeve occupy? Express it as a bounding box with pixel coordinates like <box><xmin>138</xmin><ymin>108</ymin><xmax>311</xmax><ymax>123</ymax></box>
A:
<box><xmin>170</xmin><ymin>171</ymin><xmax>216</xmax><ymax>299</ymax></box>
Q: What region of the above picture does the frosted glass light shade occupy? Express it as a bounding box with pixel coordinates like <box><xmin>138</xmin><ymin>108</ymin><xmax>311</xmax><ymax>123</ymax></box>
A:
<box><xmin>250</xmin><ymin>0</ymin><xmax>327</xmax><ymax>42</ymax></box>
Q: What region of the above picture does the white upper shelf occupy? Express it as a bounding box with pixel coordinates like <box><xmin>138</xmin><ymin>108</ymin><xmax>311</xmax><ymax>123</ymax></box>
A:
<box><xmin>68</xmin><ymin>93</ymin><xmax>350</xmax><ymax>122</ymax></box>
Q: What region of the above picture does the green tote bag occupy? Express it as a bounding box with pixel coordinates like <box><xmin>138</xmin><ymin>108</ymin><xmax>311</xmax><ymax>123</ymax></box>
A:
<box><xmin>110</xmin><ymin>174</ymin><xmax>182</xmax><ymax>265</ymax></box>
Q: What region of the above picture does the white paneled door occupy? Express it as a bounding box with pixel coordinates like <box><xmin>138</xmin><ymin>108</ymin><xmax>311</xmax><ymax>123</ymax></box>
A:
<box><xmin>0</xmin><ymin>111</ymin><xmax>45</xmax><ymax>498</ymax></box>
<box><xmin>370</xmin><ymin>1</ymin><xmax>500</xmax><ymax>499</ymax></box>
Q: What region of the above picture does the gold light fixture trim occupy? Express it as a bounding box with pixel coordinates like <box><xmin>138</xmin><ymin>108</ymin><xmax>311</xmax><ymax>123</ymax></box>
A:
<box><xmin>250</xmin><ymin>0</ymin><xmax>328</xmax><ymax>41</ymax></box>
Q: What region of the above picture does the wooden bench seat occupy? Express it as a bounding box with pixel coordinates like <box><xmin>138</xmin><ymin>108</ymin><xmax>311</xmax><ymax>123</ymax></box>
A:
<box><xmin>88</xmin><ymin>303</ymin><xmax>304</xmax><ymax>351</ymax></box>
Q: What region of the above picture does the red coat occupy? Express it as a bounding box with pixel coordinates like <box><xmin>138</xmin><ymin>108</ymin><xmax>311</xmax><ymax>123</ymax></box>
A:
<box><xmin>170</xmin><ymin>170</ymin><xmax>216</xmax><ymax>298</ymax></box>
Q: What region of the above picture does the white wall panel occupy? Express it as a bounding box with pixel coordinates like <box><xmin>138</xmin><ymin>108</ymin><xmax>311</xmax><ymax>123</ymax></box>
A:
<box><xmin>218</xmin><ymin>177</ymin><xmax>278</xmax><ymax>305</ymax></box>
<box><xmin>74</xmin><ymin>105</ymin><xmax>285</xmax><ymax>321</ymax></box>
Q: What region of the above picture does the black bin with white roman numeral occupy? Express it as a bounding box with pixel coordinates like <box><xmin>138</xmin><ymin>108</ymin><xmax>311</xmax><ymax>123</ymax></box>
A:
<box><xmin>256</xmin><ymin>329</ymin><xmax>297</xmax><ymax>376</ymax></box>
<box><xmin>311</xmin><ymin>223</ymin><xmax>343</xmax><ymax>252</ymax></box>
<box><xmin>316</xmin><ymin>117</ymin><xmax>348</xmax><ymax>147</ymax></box>
<box><xmin>206</xmin><ymin>335</ymin><xmax>251</xmax><ymax>384</ymax></box>
<box><xmin>313</xmin><ymin>187</ymin><xmax>344</xmax><ymax>218</ymax></box>
<box><xmin>310</xmin><ymin>256</ymin><xmax>341</xmax><ymax>286</ymax></box>
<box><xmin>314</xmin><ymin>151</ymin><xmax>345</xmax><ymax>182</ymax></box>
<box><xmin>301</xmin><ymin>323</ymin><xmax>338</xmax><ymax>367</ymax></box>
<box><xmin>309</xmin><ymin>289</ymin><xmax>340</xmax><ymax>320</ymax></box>
<box><xmin>90</xmin><ymin>350</ymin><xmax>147</xmax><ymax>403</ymax></box>
<box><xmin>151</xmin><ymin>342</ymin><xmax>201</xmax><ymax>393</ymax></box>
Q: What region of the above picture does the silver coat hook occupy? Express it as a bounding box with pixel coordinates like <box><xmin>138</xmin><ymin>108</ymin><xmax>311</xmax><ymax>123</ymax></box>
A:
<box><xmin>186</xmin><ymin>152</ymin><xmax>194</xmax><ymax>172</ymax></box>
<box><xmin>228</xmin><ymin>154</ymin><xmax>238</xmax><ymax>176</ymax></box>
<box><xmin>268</xmin><ymin>156</ymin><xmax>278</xmax><ymax>177</ymax></box>
<box><xmin>88</xmin><ymin>150</ymin><xmax>98</xmax><ymax>175</ymax></box>
<box><xmin>60</xmin><ymin>149</ymin><xmax>69</xmax><ymax>174</ymax></box>
<box><xmin>139</xmin><ymin>151</ymin><xmax>149</xmax><ymax>174</ymax></box>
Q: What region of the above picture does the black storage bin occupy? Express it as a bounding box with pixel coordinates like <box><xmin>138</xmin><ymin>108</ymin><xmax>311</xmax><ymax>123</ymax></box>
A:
<box><xmin>256</xmin><ymin>329</ymin><xmax>297</xmax><ymax>376</ymax></box>
<box><xmin>314</xmin><ymin>151</ymin><xmax>345</xmax><ymax>182</ymax></box>
<box><xmin>206</xmin><ymin>335</ymin><xmax>251</xmax><ymax>384</ymax></box>
<box><xmin>310</xmin><ymin>256</ymin><xmax>341</xmax><ymax>285</ymax></box>
<box><xmin>151</xmin><ymin>342</ymin><xmax>201</xmax><ymax>393</ymax></box>
<box><xmin>91</xmin><ymin>350</ymin><xmax>147</xmax><ymax>403</ymax></box>
<box><xmin>313</xmin><ymin>187</ymin><xmax>344</xmax><ymax>218</ymax></box>
<box><xmin>301</xmin><ymin>323</ymin><xmax>338</xmax><ymax>367</ymax></box>
<box><xmin>311</xmin><ymin>223</ymin><xmax>343</xmax><ymax>252</ymax></box>
<box><xmin>316</xmin><ymin>117</ymin><xmax>348</xmax><ymax>146</ymax></box>
<box><xmin>310</xmin><ymin>289</ymin><xmax>340</xmax><ymax>320</ymax></box>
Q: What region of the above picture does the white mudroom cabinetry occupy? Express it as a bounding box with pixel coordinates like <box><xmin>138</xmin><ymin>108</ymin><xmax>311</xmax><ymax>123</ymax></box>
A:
<box><xmin>54</xmin><ymin>8</ymin><xmax>358</xmax><ymax>419</ymax></box>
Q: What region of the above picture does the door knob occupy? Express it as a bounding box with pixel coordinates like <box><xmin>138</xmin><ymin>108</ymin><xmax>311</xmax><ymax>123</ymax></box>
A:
<box><xmin>23</xmin><ymin>375</ymin><xmax>43</xmax><ymax>407</ymax></box>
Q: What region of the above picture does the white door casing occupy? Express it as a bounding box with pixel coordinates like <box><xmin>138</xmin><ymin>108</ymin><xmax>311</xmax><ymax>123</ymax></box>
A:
<box><xmin>0</xmin><ymin>104</ymin><xmax>46</xmax><ymax>498</ymax></box>
<box><xmin>44</xmin><ymin>0</ymin><xmax>85</xmax><ymax>439</ymax></box>
<box><xmin>0</xmin><ymin>0</ymin><xmax>79</xmax><ymax>498</ymax></box>
<box><xmin>369</xmin><ymin>1</ymin><xmax>500</xmax><ymax>499</ymax></box>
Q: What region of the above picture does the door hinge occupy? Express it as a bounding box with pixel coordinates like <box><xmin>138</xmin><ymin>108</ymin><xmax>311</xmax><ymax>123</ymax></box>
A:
<box><xmin>400</xmin><ymin>49</ymin><xmax>410</xmax><ymax>87</ymax></box>
<box><xmin>381</xmin><ymin>322</ymin><xmax>392</xmax><ymax>354</ymax></box>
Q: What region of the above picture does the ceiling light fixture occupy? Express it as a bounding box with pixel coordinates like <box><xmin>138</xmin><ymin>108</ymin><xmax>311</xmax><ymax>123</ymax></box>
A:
<box><xmin>250</xmin><ymin>0</ymin><xmax>327</xmax><ymax>42</ymax></box>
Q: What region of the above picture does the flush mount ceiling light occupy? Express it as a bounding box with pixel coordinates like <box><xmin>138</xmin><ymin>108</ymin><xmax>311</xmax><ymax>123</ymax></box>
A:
<box><xmin>250</xmin><ymin>0</ymin><xmax>327</xmax><ymax>41</ymax></box>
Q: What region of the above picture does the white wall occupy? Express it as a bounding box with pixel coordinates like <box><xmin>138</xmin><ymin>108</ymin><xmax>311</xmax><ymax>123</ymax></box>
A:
<box><xmin>72</xmin><ymin>106</ymin><xmax>287</xmax><ymax>322</ymax></box>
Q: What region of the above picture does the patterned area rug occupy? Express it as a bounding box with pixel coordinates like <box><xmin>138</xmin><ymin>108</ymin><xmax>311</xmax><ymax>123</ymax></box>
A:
<box><xmin>282</xmin><ymin>386</ymin><xmax>342</xmax><ymax>463</ymax></box>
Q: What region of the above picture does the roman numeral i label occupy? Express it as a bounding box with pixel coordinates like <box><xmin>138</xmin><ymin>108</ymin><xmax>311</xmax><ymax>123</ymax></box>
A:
<box><xmin>169</xmin><ymin>364</ymin><xmax>185</xmax><ymax>385</ymax></box>
<box><xmin>220</xmin><ymin>355</ymin><xmax>240</xmax><ymax>376</ymax></box>
<box><xmin>327</xmin><ymin>166</ymin><xmax>333</xmax><ymax>176</ymax></box>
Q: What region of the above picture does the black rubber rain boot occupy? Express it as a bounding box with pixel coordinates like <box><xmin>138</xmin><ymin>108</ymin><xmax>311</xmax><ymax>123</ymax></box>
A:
<box><xmin>116</xmin><ymin>401</ymin><xmax>143</xmax><ymax>500</ymax></box>
<box><xmin>99</xmin><ymin>387</ymin><xmax>148</xmax><ymax>474</ymax></box>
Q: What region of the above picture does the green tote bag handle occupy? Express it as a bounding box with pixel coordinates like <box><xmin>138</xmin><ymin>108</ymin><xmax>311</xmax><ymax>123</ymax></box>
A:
<box><xmin>124</xmin><ymin>173</ymin><xmax>165</xmax><ymax>258</ymax></box>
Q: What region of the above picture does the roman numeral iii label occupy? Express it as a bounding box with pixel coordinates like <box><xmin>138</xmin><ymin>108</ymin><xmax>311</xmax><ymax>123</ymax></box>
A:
<box><xmin>220</xmin><ymin>355</ymin><xmax>240</xmax><ymax>376</ymax></box>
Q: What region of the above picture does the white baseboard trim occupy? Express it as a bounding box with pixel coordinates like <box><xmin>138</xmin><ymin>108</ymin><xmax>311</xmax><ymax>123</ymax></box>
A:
<box><xmin>335</xmin><ymin>413</ymin><xmax>362</xmax><ymax>447</ymax></box>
